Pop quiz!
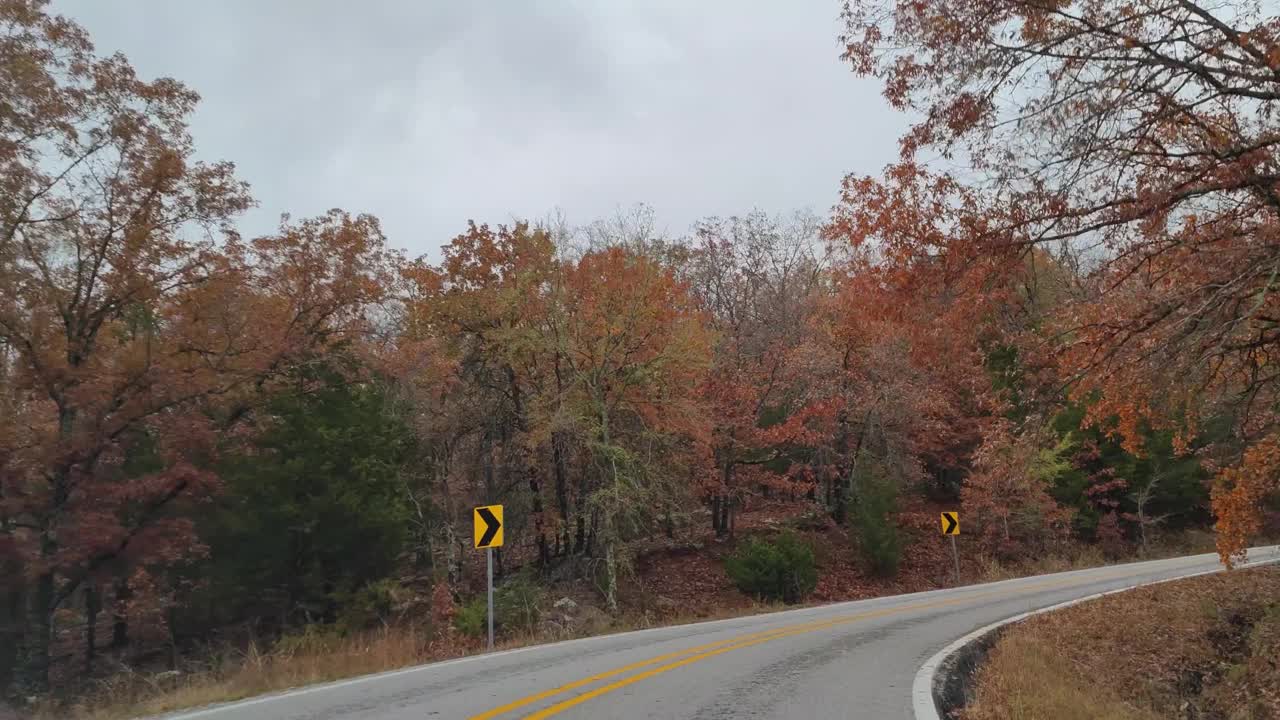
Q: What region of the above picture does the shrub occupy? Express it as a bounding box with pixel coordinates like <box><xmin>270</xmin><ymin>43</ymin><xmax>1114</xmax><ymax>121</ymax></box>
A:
<box><xmin>334</xmin><ymin>579</ymin><xmax>401</xmax><ymax>633</ymax></box>
<box><xmin>452</xmin><ymin>574</ymin><xmax>545</xmax><ymax>640</ymax></box>
<box><xmin>495</xmin><ymin>573</ymin><xmax>544</xmax><ymax>635</ymax></box>
<box><xmin>725</xmin><ymin>531</ymin><xmax>818</xmax><ymax>603</ymax></box>
<box><xmin>453</xmin><ymin>598</ymin><xmax>488</xmax><ymax>638</ymax></box>
<box><xmin>850</xmin><ymin>465</ymin><xmax>904</xmax><ymax>577</ymax></box>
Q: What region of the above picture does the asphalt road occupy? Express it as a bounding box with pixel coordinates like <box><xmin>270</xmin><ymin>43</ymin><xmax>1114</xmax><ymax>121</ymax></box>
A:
<box><xmin>160</xmin><ymin>546</ymin><xmax>1279</xmax><ymax>720</ymax></box>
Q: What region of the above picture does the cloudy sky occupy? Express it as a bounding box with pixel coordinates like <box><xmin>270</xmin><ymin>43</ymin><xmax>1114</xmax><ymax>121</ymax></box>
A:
<box><xmin>56</xmin><ymin>1</ymin><xmax>905</xmax><ymax>260</ymax></box>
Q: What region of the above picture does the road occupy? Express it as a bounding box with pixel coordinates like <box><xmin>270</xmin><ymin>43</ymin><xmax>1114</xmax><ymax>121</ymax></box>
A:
<box><xmin>160</xmin><ymin>547</ymin><xmax>1278</xmax><ymax>720</ymax></box>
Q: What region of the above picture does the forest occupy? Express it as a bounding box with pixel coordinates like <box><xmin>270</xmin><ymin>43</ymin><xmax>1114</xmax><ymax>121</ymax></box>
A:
<box><xmin>3</xmin><ymin>0</ymin><xmax>1280</xmax><ymax>712</ymax></box>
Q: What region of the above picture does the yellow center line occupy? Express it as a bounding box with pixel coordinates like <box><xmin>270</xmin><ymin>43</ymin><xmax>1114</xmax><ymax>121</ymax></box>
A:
<box><xmin>469</xmin><ymin>567</ymin><xmax>1140</xmax><ymax>720</ymax></box>
<box><xmin>465</xmin><ymin>622</ymin><xmax>827</xmax><ymax>720</ymax></box>
<box><xmin>469</xmin><ymin>583</ymin><xmax>1017</xmax><ymax>720</ymax></box>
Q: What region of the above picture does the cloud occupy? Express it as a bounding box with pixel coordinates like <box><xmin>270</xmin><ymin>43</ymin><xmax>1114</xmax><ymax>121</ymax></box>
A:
<box><xmin>55</xmin><ymin>0</ymin><xmax>904</xmax><ymax>260</ymax></box>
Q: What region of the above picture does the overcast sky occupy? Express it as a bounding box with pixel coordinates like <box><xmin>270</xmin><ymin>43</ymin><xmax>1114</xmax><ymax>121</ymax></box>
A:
<box><xmin>55</xmin><ymin>1</ymin><xmax>905</xmax><ymax>260</ymax></box>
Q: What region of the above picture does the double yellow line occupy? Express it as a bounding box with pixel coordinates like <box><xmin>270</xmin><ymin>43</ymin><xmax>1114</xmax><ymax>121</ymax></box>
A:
<box><xmin>469</xmin><ymin>568</ymin><xmax>1135</xmax><ymax>719</ymax></box>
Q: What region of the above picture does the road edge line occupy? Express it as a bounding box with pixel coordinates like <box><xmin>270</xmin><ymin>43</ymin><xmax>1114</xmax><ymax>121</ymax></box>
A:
<box><xmin>910</xmin><ymin>548</ymin><xmax>1280</xmax><ymax>720</ymax></box>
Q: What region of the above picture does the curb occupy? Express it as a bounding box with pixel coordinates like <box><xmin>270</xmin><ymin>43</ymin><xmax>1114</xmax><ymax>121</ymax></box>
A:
<box><xmin>911</xmin><ymin>548</ymin><xmax>1280</xmax><ymax>720</ymax></box>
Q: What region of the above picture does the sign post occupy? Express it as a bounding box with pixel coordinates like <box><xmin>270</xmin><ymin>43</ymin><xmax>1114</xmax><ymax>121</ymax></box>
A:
<box><xmin>486</xmin><ymin>546</ymin><xmax>493</xmax><ymax>649</ymax></box>
<box><xmin>473</xmin><ymin>504</ymin><xmax>504</xmax><ymax>651</ymax></box>
<box><xmin>940</xmin><ymin>511</ymin><xmax>960</xmax><ymax>585</ymax></box>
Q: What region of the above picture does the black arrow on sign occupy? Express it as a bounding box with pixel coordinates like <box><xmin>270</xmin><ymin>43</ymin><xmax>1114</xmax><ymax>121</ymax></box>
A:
<box><xmin>943</xmin><ymin>512</ymin><xmax>958</xmax><ymax>535</ymax></box>
<box><xmin>477</xmin><ymin>507</ymin><xmax>501</xmax><ymax>547</ymax></box>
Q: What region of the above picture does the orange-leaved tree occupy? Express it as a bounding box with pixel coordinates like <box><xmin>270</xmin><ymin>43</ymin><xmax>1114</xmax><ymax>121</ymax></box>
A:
<box><xmin>684</xmin><ymin>212</ymin><xmax>829</xmax><ymax>536</ymax></box>
<box><xmin>841</xmin><ymin>0</ymin><xmax>1280</xmax><ymax>563</ymax></box>
<box><xmin>553</xmin><ymin>246</ymin><xmax>713</xmax><ymax>610</ymax></box>
<box><xmin>0</xmin><ymin>1</ymin><xmax>395</xmax><ymax>695</ymax></box>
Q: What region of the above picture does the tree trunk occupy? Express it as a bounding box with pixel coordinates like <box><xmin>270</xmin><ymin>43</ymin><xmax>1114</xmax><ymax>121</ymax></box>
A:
<box><xmin>530</xmin><ymin>471</ymin><xmax>550</xmax><ymax>568</ymax></box>
<box><xmin>603</xmin><ymin>537</ymin><xmax>619</xmax><ymax>614</ymax></box>
<box><xmin>111</xmin><ymin>577</ymin><xmax>130</xmax><ymax>650</ymax></box>
<box><xmin>12</xmin><ymin>408</ymin><xmax>76</xmax><ymax>698</ymax></box>
<box><xmin>443</xmin><ymin>521</ymin><xmax>460</xmax><ymax>587</ymax></box>
<box><xmin>11</xmin><ymin>571</ymin><xmax>53</xmax><ymax>699</ymax></box>
<box><xmin>574</xmin><ymin>467</ymin><xmax>588</xmax><ymax>555</ymax></box>
<box><xmin>711</xmin><ymin>495</ymin><xmax>723</xmax><ymax>535</ymax></box>
<box><xmin>552</xmin><ymin>432</ymin><xmax>571</xmax><ymax>554</ymax></box>
<box><xmin>85</xmin><ymin>585</ymin><xmax>100</xmax><ymax>676</ymax></box>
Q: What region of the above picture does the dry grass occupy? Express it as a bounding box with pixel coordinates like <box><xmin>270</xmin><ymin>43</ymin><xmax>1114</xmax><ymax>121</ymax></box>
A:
<box><xmin>964</xmin><ymin>565</ymin><xmax>1280</xmax><ymax>720</ymax></box>
<box><xmin>974</xmin><ymin>530</ymin><xmax>1223</xmax><ymax>584</ymax></box>
<box><xmin>43</xmin><ymin>625</ymin><xmax>435</xmax><ymax>720</ymax></box>
<box><xmin>975</xmin><ymin>545</ymin><xmax>1110</xmax><ymax>582</ymax></box>
<box><xmin>46</xmin><ymin>599</ymin><xmax>791</xmax><ymax>720</ymax></box>
<box><xmin>964</xmin><ymin>631</ymin><xmax>1160</xmax><ymax>720</ymax></box>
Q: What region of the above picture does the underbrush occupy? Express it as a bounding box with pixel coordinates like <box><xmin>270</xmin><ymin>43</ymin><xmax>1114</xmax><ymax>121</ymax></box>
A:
<box><xmin>44</xmin><ymin>624</ymin><xmax>438</xmax><ymax>720</ymax></box>
<box><xmin>974</xmin><ymin>529</ymin><xmax>1221</xmax><ymax>582</ymax></box>
<box><xmin>963</xmin><ymin>565</ymin><xmax>1280</xmax><ymax>720</ymax></box>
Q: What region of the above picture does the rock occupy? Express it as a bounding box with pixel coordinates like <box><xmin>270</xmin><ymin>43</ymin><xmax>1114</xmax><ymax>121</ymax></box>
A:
<box><xmin>576</xmin><ymin>606</ymin><xmax>611</xmax><ymax>635</ymax></box>
<box><xmin>553</xmin><ymin>596</ymin><xmax>578</xmax><ymax>611</ymax></box>
<box><xmin>654</xmin><ymin>596</ymin><xmax>679</xmax><ymax>612</ymax></box>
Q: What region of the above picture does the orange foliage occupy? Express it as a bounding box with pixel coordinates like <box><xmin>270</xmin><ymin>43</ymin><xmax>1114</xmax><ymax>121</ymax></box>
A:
<box><xmin>840</xmin><ymin>0</ymin><xmax>1280</xmax><ymax>558</ymax></box>
<box><xmin>1212</xmin><ymin>435</ymin><xmax>1280</xmax><ymax>568</ymax></box>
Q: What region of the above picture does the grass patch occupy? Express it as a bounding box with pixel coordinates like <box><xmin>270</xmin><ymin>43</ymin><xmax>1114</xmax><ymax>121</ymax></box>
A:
<box><xmin>964</xmin><ymin>565</ymin><xmax>1280</xmax><ymax>720</ymax></box>
<box><xmin>43</xmin><ymin>625</ymin><xmax>435</xmax><ymax>720</ymax></box>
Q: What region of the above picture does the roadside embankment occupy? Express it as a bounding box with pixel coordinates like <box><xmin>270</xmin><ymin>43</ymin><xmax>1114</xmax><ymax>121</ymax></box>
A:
<box><xmin>960</xmin><ymin>564</ymin><xmax>1280</xmax><ymax>720</ymax></box>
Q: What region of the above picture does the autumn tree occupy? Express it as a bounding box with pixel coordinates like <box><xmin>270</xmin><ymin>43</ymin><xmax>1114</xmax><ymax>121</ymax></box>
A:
<box><xmin>0</xmin><ymin>1</ymin><xmax>395</xmax><ymax>695</ymax></box>
<box><xmin>816</xmin><ymin>166</ymin><xmax>1011</xmax><ymax>521</ymax></box>
<box><xmin>961</xmin><ymin>420</ymin><xmax>1074</xmax><ymax>558</ymax></box>
<box><xmin>551</xmin><ymin>246</ymin><xmax>712</xmax><ymax>610</ymax></box>
<box><xmin>841</xmin><ymin>0</ymin><xmax>1280</xmax><ymax>563</ymax></box>
<box><xmin>399</xmin><ymin>222</ymin><xmax>563</xmax><ymax>584</ymax></box>
<box><xmin>684</xmin><ymin>211</ymin><xmax>830</xmax><ymax>536</ymax></box>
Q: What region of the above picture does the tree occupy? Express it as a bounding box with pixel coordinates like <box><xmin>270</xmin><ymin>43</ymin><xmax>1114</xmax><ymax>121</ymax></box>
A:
<box><xmin>553</xmin><ymin>246</ymin><xmax>712</xmax><ymax>611</ymax></box>
<box><xmin>0</xmin><ymin>1</ymin><xmax>394</xmax><ymax>694</ymax></box>
<box><xmin>189</xmin><ymin>363</ymin><xmax>414</xmax><ymax>633</ymax></box>
<box><xmin>684</xmin><ymin>211</ymin><xmax>830</xmax><ymax>536</ymax></box>
<box><xmin>400</xmin><ymin>222</ymin><xmax>561</xmax><ymax>578</ymax></box>
<box><xmin>840</xmin><ymin>0</ymin><xmax>1280</xmax><ymax>563</ymax></box>
<box><xmin>961</xmin><ymin>421</ymin><xmax>1073</xmax><ymax>558</ymax></box>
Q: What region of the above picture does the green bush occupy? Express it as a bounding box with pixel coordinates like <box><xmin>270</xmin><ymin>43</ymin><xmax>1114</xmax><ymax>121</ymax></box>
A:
<box><xmin>452</xmin><ymin>574</ymin><xmax>545</xmax><ymax>639</ymax></box>
<box><xmin>725</xmin><ymin>531</ymin><xmax>818</xmax><ymax>604</ymax></box>
<box><xmin>496</xmin><ymin>573</ymin><xmax>544</xmax><ymax>635</ymax></box>
<box><xmin>851</xmin><ymin>469</ymin><xmax>903</xmax><ymax>578</ymax></box>
<box><xmin>334</xmin><ymin>579</ymin><xmax>401</xmax><ymax>633</ymax></box>
<box><xmin>454</xmin><ymin>597</ymin><xmax>488</xmax><ymax>638</ymax></box>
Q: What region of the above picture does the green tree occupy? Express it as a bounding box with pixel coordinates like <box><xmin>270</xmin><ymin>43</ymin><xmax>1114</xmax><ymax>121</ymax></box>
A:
<box><xmin>1049</xmin><ymin>404</ymin><xmax>1211</xmax><ymax>541</ymax></box>
<box><xmin>725</xmin><ymin>532</ymin><xmax>818</xmax><ymax>603</ymax></box>
<box><xmin>186</xmin><ymin>365</ymin><xmax>414</xmax><ymax>631</ymax></box>
<box><xmin>850</xmin><ymin>459</ymin><xmax>903</xmax><ymax>578</ymax></box>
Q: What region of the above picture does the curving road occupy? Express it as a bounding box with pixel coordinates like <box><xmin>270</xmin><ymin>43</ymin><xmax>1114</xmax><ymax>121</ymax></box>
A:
<box><xmin>156</xmin><ymin>547</ymin><xmax>1279</xmax><ymax>720</ymax></box>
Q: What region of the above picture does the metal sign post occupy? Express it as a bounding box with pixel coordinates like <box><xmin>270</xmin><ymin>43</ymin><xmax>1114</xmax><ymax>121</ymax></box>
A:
<box><xmin>486</xmin><ymin>546</ymin><xmax>494</xmax><ymax>650</ymax></box>
<box><xmin>950</xmin><ymin>534</ymin><xmax>960</xmax><ymax>585</ymax></box>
